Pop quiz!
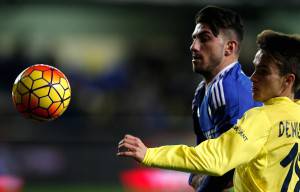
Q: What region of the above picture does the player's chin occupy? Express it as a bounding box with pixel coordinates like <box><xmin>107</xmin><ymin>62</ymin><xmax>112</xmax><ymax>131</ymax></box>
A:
<box><xmin>252</xmin><ymin>93</ymin><xmax>264</xmax><ymax>102</ymax></box>
<box><xmin>192</xmin><ymin>64</ymin><xmax>204</xmax><ymax>73</ymax></box>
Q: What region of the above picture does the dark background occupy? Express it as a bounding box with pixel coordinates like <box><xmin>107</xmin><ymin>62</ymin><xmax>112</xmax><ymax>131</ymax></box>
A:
<box><xmin>0</xmin><ymin>0</ymin><xmax>299</xmax><ymax>191</ymax></box>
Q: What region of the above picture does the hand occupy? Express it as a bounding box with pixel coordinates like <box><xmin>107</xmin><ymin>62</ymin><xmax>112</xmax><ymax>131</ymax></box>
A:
<box><xmin>189</xmin><ymin>173</ymin><xmax>206</xmax><ymax>189</ymax></box>
<box><xmin>117</xmin><ymin>134</ymin><xmax>147</xmax><ymax>163</ymax></box>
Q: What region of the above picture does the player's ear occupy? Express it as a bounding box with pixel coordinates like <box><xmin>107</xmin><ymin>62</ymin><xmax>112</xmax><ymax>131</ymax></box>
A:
<box><xmin>224</xmin><ymin>40</ymin><xmax>238</xmax><ymax>56</ymax></box>
<box><xmin>284</xmin><ymin>73</ymin><xmax>295</xmax><ymax>88</ymax></box>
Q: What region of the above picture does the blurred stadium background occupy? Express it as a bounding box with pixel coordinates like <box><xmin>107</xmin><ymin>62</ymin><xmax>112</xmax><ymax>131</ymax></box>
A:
<box><xmin>0</xmin><ymin>0</ymin><xmax>299</xmax><ymax>191</ymax></box>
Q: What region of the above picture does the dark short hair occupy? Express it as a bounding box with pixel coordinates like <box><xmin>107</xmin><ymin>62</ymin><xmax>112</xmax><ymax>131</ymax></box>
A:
<box><xmin>195</xmin><ymin>6</ymin><xmax>244</xmax><ymax>42</ymax></box>
<box><xmin>257</xmin><ymin>30</ymin><xmax>300</xmax><ymax>91</ymax></box>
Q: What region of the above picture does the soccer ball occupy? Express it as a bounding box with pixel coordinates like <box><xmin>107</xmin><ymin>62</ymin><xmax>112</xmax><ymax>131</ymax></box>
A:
<box><xmin>12</xmin><ymin>64</ymin><xmax>71</xmax><ymax>121</ymax></box>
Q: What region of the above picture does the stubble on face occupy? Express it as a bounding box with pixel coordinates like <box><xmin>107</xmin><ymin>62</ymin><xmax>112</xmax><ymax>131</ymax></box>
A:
<box><xmin>191</xmin><ymin>24</ymin><xmax>225</xmax><ymax>80</ymax></box>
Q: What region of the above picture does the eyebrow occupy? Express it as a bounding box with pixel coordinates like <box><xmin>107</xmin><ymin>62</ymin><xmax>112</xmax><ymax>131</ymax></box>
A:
<box><xmin>192</xmin><ymin>30</ymin><xmax>212</xmax><ymax>38</ymax></box>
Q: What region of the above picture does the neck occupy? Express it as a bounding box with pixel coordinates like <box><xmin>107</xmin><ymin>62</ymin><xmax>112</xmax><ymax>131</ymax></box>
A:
<box><xmin>282</xmin><ymin>93</ymin><xmax>294</xmax><ymax>101</ymax></box>
<box><xmin>278</xmin><ymin>85</ymin><xmax>295</xmax><ymax>101</ymax></box>
<box><xmin>204</xmin><ymin>58</ymin><xmax>237</xmax><ymax>84</ymax></box>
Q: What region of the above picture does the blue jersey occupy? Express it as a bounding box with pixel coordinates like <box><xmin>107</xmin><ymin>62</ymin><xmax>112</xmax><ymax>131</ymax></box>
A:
<box><xmin>190</xmin><ymin>62</ymin><xmax>261</xmax><ymax>191</ymax></box>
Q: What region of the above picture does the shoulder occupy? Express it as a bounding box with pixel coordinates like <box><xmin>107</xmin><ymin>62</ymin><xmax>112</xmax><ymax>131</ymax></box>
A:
<box><xmin>195</xmin><ymin>81</ymin><xmax>205</xmax><ymax>92</ymax></box>
<box><xmin>243</xmin><ymin>106</ymin><xmax>265</xmax><ymax>116</ymax></box>
<box><xmin>242</xmin><ymin>106</ymin><xmax>270</xmax><ymax>122</ymax></box>
<box><xmin>238</xmin><ymin>106</ymin><xmax>271</xmax><ymax>127</ymax></box>
<box><xmin>221</xmin><ymin>64</ymin><xmax>254</xmax><ymax>103</ymax></box>
<box><xmin>221</xmin><ymin>63</ymin><xmax>252</xmax><ymax>90</ymax></box>
<box><xmin>207</xmin><ymin>64</ymin><xmax>249</xmax><ymax>109</ymax></box>
<box><xmin>214</xmin><ymin>65</ymin><xmax>251</xmax><ymax>101</ymax></box>
<box><xmin>209</xmin><ymin>78</ymin><xmax>227</xmax><ymax>109</ymax></box>
<box><xmin>192</xmin><ymin>81</ymin><xmax>205</xmax><ymax>108</ymax></box>
<box><xmin>193</xmin><ymin>81</ymin><xmax>205</xmax><ymax>99</ymax></box>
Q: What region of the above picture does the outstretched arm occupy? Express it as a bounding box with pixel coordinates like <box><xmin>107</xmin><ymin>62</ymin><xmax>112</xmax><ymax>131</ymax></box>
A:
<box><xmin>117</xmin><ymin>134</ymin><xmax>147</xmax><ymax>163</ymax></box>
<box><xmin>117</xmin><ymin>109</ymin><xmax>270</xmax><ymax>176</ymax></box>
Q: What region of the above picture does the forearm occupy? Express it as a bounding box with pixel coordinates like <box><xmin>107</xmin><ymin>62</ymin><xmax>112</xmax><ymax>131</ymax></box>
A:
<box><xmin>142</xmin><ymin>126</ymin><xmax>266</xmax><ymax>176</ymax></box>
<box><xmin>142</xmin><ymin>143</ymin><xmax>230</xmax><ymax>176</ymax></box>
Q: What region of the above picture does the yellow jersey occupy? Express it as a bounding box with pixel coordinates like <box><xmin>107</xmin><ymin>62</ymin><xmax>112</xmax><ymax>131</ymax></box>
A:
<box><xmin>142</xmin><ymin>97</ymin><xmax>300</xmax><ymax>192</ymax></box>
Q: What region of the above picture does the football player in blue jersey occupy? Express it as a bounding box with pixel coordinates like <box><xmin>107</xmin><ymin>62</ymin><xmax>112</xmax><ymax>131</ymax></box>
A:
<box><xmin>189</xmin><ymin>6</ymin><xmax>261</xmax><ymax>191</ymax></box>
<box><xmin>118</xmin><ymin>30</ymin><xmax>300</xmax><ymax>192</ymax></box>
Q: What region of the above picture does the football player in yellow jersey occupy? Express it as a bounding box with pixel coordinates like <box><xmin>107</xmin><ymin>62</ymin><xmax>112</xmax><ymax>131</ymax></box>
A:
<box><xmin>117</xmin><ymin>30</ymin><xmax>300</xmax><ymax>192</ymax></box>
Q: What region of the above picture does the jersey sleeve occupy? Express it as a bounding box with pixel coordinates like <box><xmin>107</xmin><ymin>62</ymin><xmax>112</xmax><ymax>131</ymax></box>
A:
<box><xmin>142</xmin><ymin>108</ymin><xmax>271</xmax><ymax>176</ymax></box>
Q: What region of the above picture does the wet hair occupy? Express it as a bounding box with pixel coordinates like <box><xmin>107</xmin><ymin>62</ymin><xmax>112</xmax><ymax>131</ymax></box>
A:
<box><xmin>257</xmin><ymin>30</ymin><xmax>300</xmax><ymax>91</ymax></box>
<box><xmin>195</xmin><ymin>6</ymin><xmax>244</xmax><ymax>42</ymax></box>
